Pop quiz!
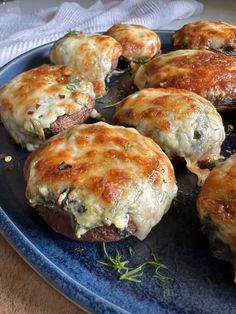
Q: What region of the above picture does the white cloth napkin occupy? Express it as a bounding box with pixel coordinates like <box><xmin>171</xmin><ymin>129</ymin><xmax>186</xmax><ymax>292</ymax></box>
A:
<box><xmin>0</xmin><ymin>0</ymin><xmax>203</xmax><ymax>67</ymax></box>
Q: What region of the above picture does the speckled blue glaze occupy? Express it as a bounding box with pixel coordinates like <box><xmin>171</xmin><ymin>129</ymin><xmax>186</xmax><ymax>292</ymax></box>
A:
<box><xmin>1</xmin><ymin>32</ymin><xmax>236</xmax><ymax>314</ymax></box>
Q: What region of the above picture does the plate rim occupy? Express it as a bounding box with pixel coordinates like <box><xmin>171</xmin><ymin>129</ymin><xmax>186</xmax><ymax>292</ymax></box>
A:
<box><xmin>0</xmin><ymin>208</ymin><xmax>130</xmax><ymax>313</ymax></box>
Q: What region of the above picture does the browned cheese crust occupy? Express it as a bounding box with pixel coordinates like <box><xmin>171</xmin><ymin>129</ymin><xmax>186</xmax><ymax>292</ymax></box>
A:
<box><xmin>134</xmin><ymin>49</ymin><xmax>236</xmax><ymax>106</ymax></box>
<box><xmin>197</xmin><ymin>154</ymin><xmax>236</xmax><ymax>253</ymax></box>
<box><xmin>172</xmin><ymin>21</ymin><xmax>236</xmax><ymax>52</ymax></box>
<box><xmin>106</xmin><ymin>23</ymin><xmax>161</xmax><ymax>62</ymax></box>
<box><xmin>113</xmin><ymin>87</ymin><xmax>225</xmax><ymax>185</ymax></box>
<box><xmin>24</xmin><ymin>122</ymin><xmax>177</xmax><ymax>241</ymax></box>
<box><xmin>49</xmin><ymin>32</ymin><xmax>122</xmax><ymax>96</ymax></box>
<box><xmin>0</xmin><ymin>64</ymin><xmax>95</xmax><ymax>151</ymax></box>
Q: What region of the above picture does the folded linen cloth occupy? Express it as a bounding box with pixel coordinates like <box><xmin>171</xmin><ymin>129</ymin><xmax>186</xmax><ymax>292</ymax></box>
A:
<box><xmin>0</xmin><ymin>0</ymin><xmax>203</xmax><ymax>67</ymax></box>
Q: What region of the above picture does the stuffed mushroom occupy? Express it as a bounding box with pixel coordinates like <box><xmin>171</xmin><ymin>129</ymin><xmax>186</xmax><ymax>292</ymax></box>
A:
<box><xmin>49</xmin><ymin>32</ymin><xmax>122</xmax><ymax>96</ymax></box>
<box><xmin>0</xmin><ymin>64</ymin><xmax>95</xmax><ymax>151</ymax></box>
<box><xmin>134</xmin><ymin>49</ymin><xmax>236</xmax><ymax>110</ymax></box>
<box><xmin>106</xmin><ymin>23</ymin><xmax>161</xmax><ymax>63</ymax></box>
<box><xmin>172</xmin><ymin>21</ymin><xmax>236</xmax><ymax>56</ymax></box>
<box><xmin>113</xmin><ymin>88</ymin><xmax>225</xmax><ymax>185</ymax></box>
<box><xmin>24</xmin><ymin>122</ymin><xmax>177</xmax><ymax>242</ymax></box>
<box><xmin>197</xmin><ymin>153</ymin><xmax>236</xmax><ymax>282</ymax></box>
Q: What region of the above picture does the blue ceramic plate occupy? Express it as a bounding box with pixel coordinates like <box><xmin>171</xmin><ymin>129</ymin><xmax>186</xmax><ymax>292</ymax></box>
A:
<box><xmin>1</xmin><ymin>31</ymin><xmax>236</xmax><ymax>314</ymax></box>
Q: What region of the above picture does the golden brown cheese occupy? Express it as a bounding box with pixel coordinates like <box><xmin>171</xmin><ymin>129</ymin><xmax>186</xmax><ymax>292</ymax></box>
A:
<box><xmin>113</xmin><ymin>88</ymin><xmax>225</xmax><ymax>185</ymax></box>
<box><xmin>172</xmin><ymin>21</ymin><xmax>236</xmax><ymax>52</ymax></box>
<box><xmin>106</xmin><ymin>24</ymin><xmax>161</xmax><ymax>62</ymax></box>
<box><xmin>197</xmin><ymin>154</ymin><xmax>236</xmax><ymax>278</ymax></box>
<box><xmin>25</xmin><ymin>122</ymin><xmax>177</xmax><ymax>240</ymax></box>
<box><xmin>49</xmin><ymin>32</ymin><xmax>122</xmax><ymax>96</ymax></box>
<box><xmin>134</xmin><ymin>49</ymin><xmax>236</xmax><ymax>105</ymax></box>
<box><xmin>0</xmin><ymin>64</ymin><xmax>95</xmax><ymax>151</ymax></box>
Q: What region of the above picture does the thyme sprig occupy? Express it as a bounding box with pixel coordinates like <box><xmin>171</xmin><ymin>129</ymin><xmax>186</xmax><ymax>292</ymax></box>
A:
<box><xmin>133</xmin><ymin>56</ymin><xmax>149</xmax><ymax>64</ymax></box>
<box><xmin>148</xmin><ymin>254</ymin><xmax>171</xmax><ymax>283</ymax></box>
<box><xmin>96</xmin><ymin>98</ymin><xmax>119</xmax><ymax>109</ymax></box>
<box><xmin>124</xmin><ymin>142</ymin><xmax>133</xmax><ymax>151</ymax></box>
<box><xmin>96</xmin><ymin>89</ymin><xmax>128</xmax><ymax>109</ymax></box>
<box><xmin>66</xmin><ymin>74</ymin><xmax>81</xmax><ymax>91</ymax></box>
<box><xmin>64</xmin><ymin>30</ymin><xmax>78</xmax><ymax>37</ymax></box>
<box><xmin>128</xmin><ymin>246</ymin><xmax>135</xmax><ymax>256</ymax></box>
<box><xmin>172</xmin><ymin>189</ymin><xmax>193</xmax><ymax>206</ymax></box>
<box><xmin>119</xmin><ymin>264</ymin><xmax>144</xmax><ymax>283</ymax></box>
<box><xmin>97</xmin><ymin>243</ymin><xmax>129</xmax><ymax>273</ymax></box>
<box><xmin>97</xmin><ymin>243</ymin><xmax>171</xmax><ymax>285</ymax></box>
<box><xmin>103</xmin><ymin>101</ymin><xmax>120</xmax><ymax>109</ymax></box>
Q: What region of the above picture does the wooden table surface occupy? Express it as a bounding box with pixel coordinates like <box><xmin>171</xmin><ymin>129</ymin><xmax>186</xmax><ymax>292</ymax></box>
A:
<box><xmin>0</xmin><ymin>235</ymin><xmax>86</xmax><ymax>314</ymax></box>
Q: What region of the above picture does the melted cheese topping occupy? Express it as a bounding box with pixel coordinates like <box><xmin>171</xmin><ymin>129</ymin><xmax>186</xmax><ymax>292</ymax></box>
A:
<box><xmin>49</xmin><ymin>32</ymin><xmax>122</xmax><ymax>96</ymax></box>
<box><xmin>113</xmin><ymin>88</ymin><xmax>225</xmax><ymax>185</ymax></box>
<box><xmin>197</xmin><ymin>154</ymin><xmax>236</xmax><ymax>253</ymax></box>
<box><xmin>0</xmin><ymin>65</ymin><xmax>95</xmax><ymax>151</ymax></box>
<box><xmin>172</xmin><ymin>21</ymin><xmax>236</xmax><ymax>50</ymax></box>
<box><xmin>25</xmin><ymin>122</ymin><xmax>177</xmax><ymax>240</ymax></box>
<box><xmin>134</xmin><ymin>49</ymin><xmax>236</xmax><ymax>102</ymax></box>
<box><xmin>106</xmin><ymin>24</ymin><xmax>161</xmax><ymax>61</ymax></box>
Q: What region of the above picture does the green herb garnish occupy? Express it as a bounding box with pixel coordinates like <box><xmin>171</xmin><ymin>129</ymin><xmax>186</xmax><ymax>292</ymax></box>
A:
<box><xmin>96</xmin><ymin>99</ymin><xmax>106</xmax><ymax>105</ymax></box>
<box><xmin>102</xmin><ymin>100</ymin><xmax>119</xmax><ymax>109</ymax></box>
<box><xmin>119</xmin><ymin>265</ymin><xmax>143</xmax><ymax>283</ymax></box>
<box><xmin>69</xmin><ymin>74</ymin><xmax>81</xmax><ymax>85</ymax></box>
<box><xmin>97</xmin><ymin>242</ymin><xmax>129</xmax><ymax>273</ymax></box>
<box><xmin>30</xmin><ymin>119</ymin><xmax>45</xmax><ymax>140</ymax></box>
<box><xmin>96</xmin><ymin>98</ymin><xmax>119</xmax><ymax>109</ymax></box>
<box><xmin>66</xmin><ymin>74</ymin><xmax>81</xmax><ymax>91</ymax></box>
<box><xmin>66</xmin><ymin>85</ymin><xmax>77</xmax><ymax>92</ymax></box>
<box><xmin>97</xmin><ymin>243</ymin><xmax>143</xmax><ymax>282</ymax></box>
<box><xmin>173</xmin><ymin>189</ymin><xmax>193</xmax><ymax>206</ymax></box>
<box><xmin>97</xmin><ymin>243</ymin><xmax>171</xmax><ymax>285</ymax></box>
<box><xmin>148</xmin><ymin>253</ymin><xmax>171</xmax><ymax>283</ymax></box>
<box><xmin>162</xmin><ymin>287</ymin><xmax>171</xmax><ymax>298</ymax></box>
<box><xmin>64</xmin><ymin>30</ymin><xmax>78</xmax><ymax>37</ymax></box>
<box><xmin>124</xmin><ymin>142</ymin><xmax>133</xmax><ymax>151</ymax></box>
<box><xmin>116</xmin><ymin>89</ymin><xmax>127</xmax><ymax>102</ymax></box>
<box><xmin>133</xmin><ymin>56</ymin><xmax>149</xmax><ymax>64</ymax></box>
<box><xmin>128</xmin><ymin>246</ymin><xmax>135</xmax><ymax>256</ymax></box>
